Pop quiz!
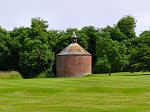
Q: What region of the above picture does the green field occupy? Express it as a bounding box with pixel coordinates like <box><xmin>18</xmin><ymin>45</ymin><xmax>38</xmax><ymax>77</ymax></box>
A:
<box><xmin>0</xmin><ymin>72</ymin><xmax>150</xmax><ymax>112</ymax></box>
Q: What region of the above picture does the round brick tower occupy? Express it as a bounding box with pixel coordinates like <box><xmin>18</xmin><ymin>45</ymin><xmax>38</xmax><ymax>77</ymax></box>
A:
<box><xmin>56</xmin><ymin>32</ymin><xmax>92</xmax><ymax>77</ymax></box>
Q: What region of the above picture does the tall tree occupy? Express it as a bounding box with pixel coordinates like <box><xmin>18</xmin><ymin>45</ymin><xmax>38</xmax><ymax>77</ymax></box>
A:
<box><xmin>9</xmin><ymin>27</ymin><xmax>31</xmax><ymax>70</ymax></box>
<box><xmin>129</xmin><ymin>31</ymin><xmax>150</xmax><ymax>72</ymax></box>
<box><xmin>0</xmin><ymin>27</ymin><xmax>12</xmax><ymax>70</ymax></box>
<box><xmin>95</xmin><ymin>30</ymin><xmax>129</xmax><ymax>75</ymax></box>
<box><xmin>19</xmin><ymin>18</ymin><xmax>54</xmax><ymax>78</ymax></box>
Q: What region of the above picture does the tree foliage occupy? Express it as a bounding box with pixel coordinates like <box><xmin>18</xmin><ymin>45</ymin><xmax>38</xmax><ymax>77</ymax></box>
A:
<box><xmin>95</xmin><ymin>31</ymin><xmax>129</xmax><ymax>75</ymax></box>
<box><xmin>116</xmin><ymin>15</ymin><xmax>136</xmax><ymax>39</ymax></box>
<box><xmin>0</xmin><ymin>27</ymin><xmax>13</xmax><ymax>70</ymax></box>
<box><xmin>1</xmin><ymin>15</ymin><xmax>150</xmax><ymax>78</ymax></box>
<box><xmin>129</xmin><ymin>31</ymin><xmax>150</xmax><ymax>72</ymax></box>
<box><xmin>19</xmin><ymin>18</ymin><xmax>54</xmax><ymax>78</ymax></box>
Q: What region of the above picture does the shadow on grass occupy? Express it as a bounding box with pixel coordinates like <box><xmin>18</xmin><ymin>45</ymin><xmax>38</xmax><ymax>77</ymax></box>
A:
<box><xmin>141</xmin><ymin>73</ymin><xmax>150</xmax><ymax>76</ymax></box>
<box><xmin>119</xmin><ymin>73</ymin><xmax>150</xmax><ymax>76</ymax></box>
<box><xmin>84</xmin><ymin>72</ymin><xmax>150</xmax><ymax>77</ymax></box>
<box><xmin>121</xmin><ymin>74</ymin><xmax>142</xmax><ymax>76</ymax></box>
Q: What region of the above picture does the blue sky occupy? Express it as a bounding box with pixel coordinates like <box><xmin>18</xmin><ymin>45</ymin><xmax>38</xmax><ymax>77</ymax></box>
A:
<box><xmin>0</xmin><ymin>0</ymin><xmax>150</xmax><ymax>35</ymax></box>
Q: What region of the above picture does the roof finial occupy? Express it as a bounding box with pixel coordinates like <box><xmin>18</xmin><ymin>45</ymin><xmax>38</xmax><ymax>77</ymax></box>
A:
<box><xmin>71</xmin><ymin>31</ymin><xmax>78</xmax><ymax>43</ymax></box>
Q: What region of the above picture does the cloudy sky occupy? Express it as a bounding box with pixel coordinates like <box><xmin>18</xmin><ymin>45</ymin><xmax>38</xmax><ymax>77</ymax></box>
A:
<box><xmin>0</xmin><ymin>0</ymin><xmax>150</xmax><ymax>35</ymax></box>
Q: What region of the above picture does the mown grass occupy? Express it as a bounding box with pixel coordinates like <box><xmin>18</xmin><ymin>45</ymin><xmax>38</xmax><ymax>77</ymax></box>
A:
<box><xmin>0</xmin><ymin>72</ymin><xmax>150</xmax><ymax>112</ymax></box>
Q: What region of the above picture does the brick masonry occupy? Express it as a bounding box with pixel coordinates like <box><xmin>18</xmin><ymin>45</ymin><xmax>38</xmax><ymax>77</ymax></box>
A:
<box><xmin>57</xmin><ymin>55</ymin><xmax>92</xmax><ymax>77</ymax></box>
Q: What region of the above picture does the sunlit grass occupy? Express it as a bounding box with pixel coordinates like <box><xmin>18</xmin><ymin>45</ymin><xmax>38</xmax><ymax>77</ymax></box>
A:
<box><xmin>0</xmin><ymin>71</ymin><xmax>22</xmax><ymax>79</ymax></box>
<box><xmin>0</xmin><ymin>72</ymin><xmax>150</xmax><ymax>112</ymax></box>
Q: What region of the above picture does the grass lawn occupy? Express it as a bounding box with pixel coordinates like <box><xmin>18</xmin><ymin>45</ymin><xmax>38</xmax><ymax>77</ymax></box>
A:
<box><xmin>0</xmin><ymin>72</ymin><xmax>150</xmax><ymax>112</ymax></box>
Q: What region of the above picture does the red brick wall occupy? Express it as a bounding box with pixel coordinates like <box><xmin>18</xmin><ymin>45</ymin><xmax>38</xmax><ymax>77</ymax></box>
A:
<box><xmin>57</xmin><ymin>55</ymin><xmax>92</xmax><ymax>77</ymax></box>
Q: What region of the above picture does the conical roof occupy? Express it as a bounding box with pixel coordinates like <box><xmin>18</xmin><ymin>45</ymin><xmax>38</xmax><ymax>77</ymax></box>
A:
<box><xmin>57</xmin><ymin>43</ymin><xmax>91</xmax><ymax>56</ymax></box>
<box><xmin>58</xmin><ymin>32</ymin><xmax>91</xmax><ymax>56</ymax></box>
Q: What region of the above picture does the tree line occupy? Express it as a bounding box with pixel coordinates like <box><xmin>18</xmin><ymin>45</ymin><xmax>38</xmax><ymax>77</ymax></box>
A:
<box><xmin>0</xmin><ymin>16</ymin><xmax>150</xmax><ymax>78</ymax></box>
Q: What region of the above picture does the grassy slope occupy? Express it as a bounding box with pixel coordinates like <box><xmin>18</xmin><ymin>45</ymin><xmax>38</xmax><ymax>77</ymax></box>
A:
<box><xmin>0</xmin><ymin>72</ymin><xmax>150</xmax><ymax>112</ymax></box>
